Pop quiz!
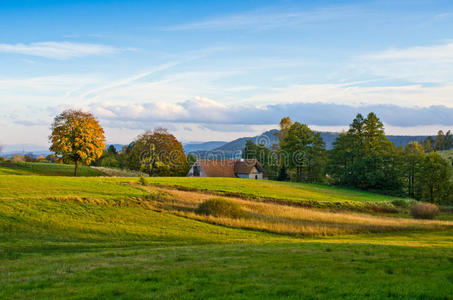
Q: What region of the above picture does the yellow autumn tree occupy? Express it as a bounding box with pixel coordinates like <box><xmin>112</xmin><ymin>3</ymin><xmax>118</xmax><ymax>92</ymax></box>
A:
<box><xmin>49</xmin><ymin>109</ymin><xmax>106</xmax><ymax>176</ymax></box>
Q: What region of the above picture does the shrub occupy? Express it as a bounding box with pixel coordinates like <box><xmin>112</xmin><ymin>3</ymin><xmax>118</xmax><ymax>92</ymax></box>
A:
<box><xmin>196</xmin><ymin>198</ymin><xmax>244</xmax><ymax>219</ymax></box>
<box><xmin>138</xmin><ymin>177</ymin><xmax>147</xmax><ymax>186</ymax></box>
<box><xmin>410</xmin><ymin>202</ymin><xmax>440</xmax><ymax>219</ymax></box>
<box><xmin>392</xmin><ymin>199</ymin><xmax>410</xmax><ymax>208</ymax></box>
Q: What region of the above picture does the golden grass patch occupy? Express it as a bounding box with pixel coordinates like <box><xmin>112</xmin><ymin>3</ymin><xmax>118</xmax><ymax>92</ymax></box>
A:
<box><xmin>138</xmin><ymin>185</ymin><xmax>453</xmax><ymax>236</ymax></box>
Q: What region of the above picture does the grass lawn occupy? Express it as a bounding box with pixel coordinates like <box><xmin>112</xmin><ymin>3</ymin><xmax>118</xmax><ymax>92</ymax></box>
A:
<box><xmin>1</xmin><ymin>173</ymin><xmax>452</xmax><ymax>298</ymax></box>
<box><xmin>0</xmin><ymin>175</ymin><xmax>146</xmax><ymax>201</ymax></box>
<box><xmin>1</xmin><ymin>193</ymin><xmax>452</xmax><ymax>299</ymax></box>
<box><xmin>0</xmin><ymin>161</ymin><xmax>105</xmax><ymax>176</ymax></box>
<box><xmin>125</xmin><ymin>177</ymin><xmax>405</xmax><ymax>204</ymax></box>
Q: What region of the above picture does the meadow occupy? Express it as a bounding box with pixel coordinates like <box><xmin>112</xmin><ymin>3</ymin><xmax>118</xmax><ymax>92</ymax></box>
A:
<box><xmin>0</xmin><ymin>161</ymin><xmax>105</xmax><ymax>176</ymax></box>
<box><xmin>0</xmin><ymin>163</ymin><xmax>452</xmax><ymax>299</ymax></box>
<box><xmin>122</xmin><ymin>177</ymin><xmax>407</xmax><ymax>211</ymax></box>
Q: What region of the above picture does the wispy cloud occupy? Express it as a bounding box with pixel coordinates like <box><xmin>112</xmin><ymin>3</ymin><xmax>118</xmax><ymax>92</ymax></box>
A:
<box><xmin>165</xmin><ymin>6</ymin><xmax>357</xmax><ymax>31</ymax></box>
<box><xmin>363</xmin><ymin>42</ymin><xmax>453</xmax><ymax>62</ymax></box>
<box><xmin>0</xmin><ymin>41</ymin><xmax>121</xmax><ymax>59</ymax></box>
<box><xmin>358</xmin><ymin>42</ymin><xmax>453</xmax><ymax>83</ymax></box>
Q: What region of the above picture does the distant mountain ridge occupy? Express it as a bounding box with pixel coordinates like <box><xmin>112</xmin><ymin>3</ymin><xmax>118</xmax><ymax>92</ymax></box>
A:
<box><xmin>189</xmin><ymin>130</ymin><xmax>433</xmax><ymax>159</ymax></box>
<box><xmin>183</xmin><ymin>141</ymin><xmax>227</xmax><ymax>153</ymax></box>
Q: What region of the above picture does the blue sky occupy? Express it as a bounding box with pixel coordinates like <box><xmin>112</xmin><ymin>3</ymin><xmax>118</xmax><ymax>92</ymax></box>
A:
<box><xmin>1</xmin><ymin>0</ymin><xmax>453</xmax><ymax>148</ymax></box>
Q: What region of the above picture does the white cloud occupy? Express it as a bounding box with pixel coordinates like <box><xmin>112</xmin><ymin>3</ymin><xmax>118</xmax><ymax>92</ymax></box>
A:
<box><xmin>358</xmin><ymin>42</ymin><xmax>453</xmax><ymax>83</ymax></box>
<box><xmin>363</xmin><ymin>42</ymin><xmax>453</xmax><ymax>62</ymax></box>
<box><xmin>0</xmin><ymin>41</ymin><xmax>120</xmax><ymax>59</ymax></box>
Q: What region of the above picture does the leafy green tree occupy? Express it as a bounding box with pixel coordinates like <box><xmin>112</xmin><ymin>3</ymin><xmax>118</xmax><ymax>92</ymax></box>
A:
<box><xmin>281</xmin><ymin>122</ymin><xmax>326</xmax><ymax>182</ymax></box>
<box><xmin>434</xmin><ymin>130</ymin><xmax>446</xmax><ymax>151</ymax></box>
<box><xmin>243</xmin><ymin>140</ymin><xmax>279</xmax><ymax>179</ymax></box>
<box><xmin>328</xmin><ymin>113</ymin><xmax>402</xmax><ymax>194</ymax></box>
<box><xmin>446</xmin><ymin>130</ymin><xmax>453</xmax><ymax>150</ymax></box>
<box><xmin>423</xmin><ymin>137</ymin><xmax>434</xmax><ymax>153</ymax></box>
<box><xmin>420</xmin><ymin>152</ymin><xmax>451</xmax><ymax>204</ymax></box>
<box><xmin>107</xmin><ymin>145</ymin><xmax>118</xmax><ymax>155</ymax></box>
<box><xmin>404</xmin><ymin>142</ymin><xmax>425</xmax><ymax>199</ymax></box>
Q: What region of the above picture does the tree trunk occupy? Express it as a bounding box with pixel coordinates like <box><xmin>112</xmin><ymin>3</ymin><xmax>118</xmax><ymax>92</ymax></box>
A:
<box><xmin>74</xmin><ymin>160</ymin><xmax>79</xmax><ymax>177</ymax></box>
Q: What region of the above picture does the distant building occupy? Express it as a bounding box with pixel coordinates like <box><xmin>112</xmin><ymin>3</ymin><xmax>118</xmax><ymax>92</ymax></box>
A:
<box><xmin>187</xmin><ymin>159</ymin><xmax>264</xmax><ymax>179</ymax></box>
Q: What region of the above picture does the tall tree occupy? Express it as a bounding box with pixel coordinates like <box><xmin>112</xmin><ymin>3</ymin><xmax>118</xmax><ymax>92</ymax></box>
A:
<box><xmin>404</xmin><ymin>142</ymin><xmax>425</xmax><ymax>198</ymax></box>
<box><xmin>328</xmin><ymin>113</ymin><xmax>402</xmax><ymax>193</ymax></box>
<box><xmin>420</xmin><ymin>152</ymin><xmax>451</xmax><ymax>204</ymax></box>
<box><xmin>423</xmin><ymin>137</ymin><xmax>434</xmax><ymax>153</ymax></box>
<box><xmin>49</xmin><ymin>109</ymin><xmax>105</xmax><ymax>176</ymax></box>
<box><xmin>274</xmin><ymin>116</ymin><xmax>293</xmax><ymax>143</ymax></box>
<box><xmin>434</xmin><ymin>130</ymin><xmax>446</xmax><ymax>151</ymax></box>
<box><xmin>281</xmin><ymin>122</ymin><xmax>326</xmax><ymax>182</ymax></box>
<box><xmin>446</xmin><ymin>130</ymin><xmax>453</xmax><ymax>150</ymax></box>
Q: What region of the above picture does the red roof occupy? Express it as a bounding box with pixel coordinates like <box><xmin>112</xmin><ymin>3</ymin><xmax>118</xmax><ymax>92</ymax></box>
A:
<box><xmin>196</xmin><ymin>159</ymin><xmax>263</xmax><ymax>177</ymax></box>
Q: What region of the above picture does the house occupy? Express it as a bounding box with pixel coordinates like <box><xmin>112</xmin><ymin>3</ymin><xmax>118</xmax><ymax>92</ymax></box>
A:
<box><xmin>187</xmin><ymin>159</ymin><xmax>264</xmax><ymax>179</ymax></box>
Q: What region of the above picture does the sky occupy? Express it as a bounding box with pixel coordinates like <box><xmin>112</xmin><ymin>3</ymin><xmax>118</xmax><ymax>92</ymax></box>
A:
<box><xmin>1</xmin><ymin>0</ymin><xmax>453</xmax><ymax>149</ymax></box>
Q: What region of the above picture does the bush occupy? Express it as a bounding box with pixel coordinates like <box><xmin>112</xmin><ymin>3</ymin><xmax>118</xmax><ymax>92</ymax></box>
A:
<box><xmin>392</xmin><ymin>199</ymin><xmax>410</xmax><ymax>208</ymax></box>
<box><xmin>196</xmin><ymin>198</ymin><xmax>244</xmax><ymax>219</ymax></box>
<box><xmin>138</xmin><ymin>177</ymin><xmax>147</xmax><ymax>186</ymax></box>
<box><xmin>410</xmin><ymin>202</ymin><xmax>440</xmax><ymax>219</ymax></box>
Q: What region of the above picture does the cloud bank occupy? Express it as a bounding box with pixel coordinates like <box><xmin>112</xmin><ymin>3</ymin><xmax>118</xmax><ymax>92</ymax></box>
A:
<box><xmin>89</xmin><ymin>97</ymin><xmax>453</xmax><ymax>130</ymax></box>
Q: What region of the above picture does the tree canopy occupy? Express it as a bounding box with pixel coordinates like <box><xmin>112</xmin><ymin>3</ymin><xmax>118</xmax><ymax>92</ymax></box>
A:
<box><xmin>49</xmin><ymin>109</ymin><xmax>105</xmax><ymax>176</ymax></box>
<box><xmin>127</xmin><ymin>128</ymin><xmax>187</xmax><ymax>176</ymax></box>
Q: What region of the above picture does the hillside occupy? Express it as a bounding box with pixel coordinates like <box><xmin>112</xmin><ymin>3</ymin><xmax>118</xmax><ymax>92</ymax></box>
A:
<box><xmin>132</xmin><ymin>177</ymin><xmax>403</xmax><ymax>207</ymax></box>
<box><xmin>0</xmin><ymin>161</ymin><xmax>105</xmax><ymax>176</ymax></box>
<box><xmin>0</xmin><ymin>174</ymin><xmax>452</xmax><ymax>298</ymax></box>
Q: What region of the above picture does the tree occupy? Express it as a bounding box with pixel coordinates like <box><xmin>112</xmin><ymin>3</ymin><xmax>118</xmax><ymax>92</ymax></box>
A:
<box><xmin>274</xmin><ymin>116</ymin><xmax>293</xmax><ymax>142</ymax></box>
<box><xmin>328</xmin><ymin>113</ymin><xmax>402</xmax><ymax>194</ymax></box>
<box><xmin>423</xmin><ymin>137</ymin><xmax>434</xmax><ymax>153</ymax></box>
<box><xmin>127</xmin><ymin>128</ymin><xmax>187</xmax><ymax>176</ymax></box>
<box><xmin>434</xmin><ymin>130</ymin><xmax>446</xmax><ymax>151</ymax></box>
<box><xmin>281</xmin><ymin>122</ymin><xmax>326</xmax><ymax>182</ymax></box>
<box><xmin>107</xmin><ymin>145</ymin><xmax>118</xmax><ymax>155</ymax></box>
<box><xmin>404</xmin><ymin>142</ymin><xmax>425</xmax><ymax>198</ymax></box>
<box><xmin>49</xmin><ymin>109</ymin><xmax>105</xmax><ymax>176</ymax></box>
<box><xmin>446</xmin><ymin>130</ymin><xmax>453</xmax><ymax>150</ymax></box>
<box><xmin>420</xmin><ymin>152</ymin><xmax>451</xmax><ymax>204</ymax></box>
<box><xmin>243</xmin><ymin>140</ymin><xmax>279</xmax><ymax>179</ymax></box>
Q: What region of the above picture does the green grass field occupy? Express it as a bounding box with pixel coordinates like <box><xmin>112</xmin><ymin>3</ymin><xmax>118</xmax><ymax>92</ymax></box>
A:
<box><xmin>0</xmin><ymin>161</ymin><xmax>105</xmax><ymax>176</ymax></box>
<box><xmin>131</xmin><ymin>177</ymin><xmax>404</xmax><ymax>204</ymax></box>
<box><xmin>0</xmin><ymin>162</ymin><xmax>452</xmax><ymax>298</ymax></box>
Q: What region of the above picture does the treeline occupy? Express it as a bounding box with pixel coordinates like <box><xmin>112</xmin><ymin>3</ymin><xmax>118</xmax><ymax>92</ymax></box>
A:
<box><xmin>243</xmin><ymin>113</ymin><xmax>453</xmax><ymax>205</ymax></box>
<box><xmin>422</xmin><ymin>130</ymin><xmax>453</xmax><ymax>152</ymax></box>
<box><xmin>94</xmin><ymin>128</ymin><xmax>189</xmax><ymax>176</ymax></box>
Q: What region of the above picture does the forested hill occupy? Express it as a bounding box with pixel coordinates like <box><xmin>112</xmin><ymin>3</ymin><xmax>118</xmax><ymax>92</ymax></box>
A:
<box><xmin>188</xmin><ymin>130</ymin><xmax>431</xmax><ymax>157</ymax></box>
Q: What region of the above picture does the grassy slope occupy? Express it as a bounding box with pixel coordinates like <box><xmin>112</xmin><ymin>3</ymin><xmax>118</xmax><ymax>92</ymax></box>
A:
<box><xmin>0</xmin><ymin>175</ymin><xmax>145</xmax><ymax>200</ymax></box>
<box><xmin>1</xmin><ymin>175</ymin><xmax>452</xmax><ymax>298</ymax></box>
<box><xmin>0</xmin><ymin>175</ymin><xmax>403</xmax><ymax>205</ymax></box>
<box><xmin>0</xmin><ymin>196</ymin><xmax>452</xmax><ymax>299</ymax></box>
<box><xmin>0</xmin><ymin>161</ymin><xmax>105</xmax><ymax>176</ymax></box>
<box><xmin>129</xmin><ymin>177</ymin><xmax>404</xmax><ymax>203</ymax></box>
